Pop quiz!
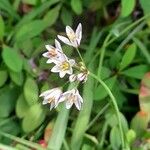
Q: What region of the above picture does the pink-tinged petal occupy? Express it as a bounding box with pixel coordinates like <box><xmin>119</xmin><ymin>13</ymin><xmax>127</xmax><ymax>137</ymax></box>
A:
<box><xmin>75</xmin><ymin>23</ymin><xmax>82</xmax><ymax>45</ymax></box>
<box><xmin>51</xmin><ymin>65</ymin><xmax>60</xmax><ymax>73</ymax></box>
<box><xmin>66</xmin><ymin>100</ymin><xmax>73</xmax><ymax>109</ymax></box>
<box><xmin>57</xmin><ymin>35</ymin><xmax>72</xmax><ymax>46</ymax></box>
<box><xmin>42</xmin><ymin>52</ymin><xmax>50</xmax><ymax>58</ymax></box>
<box><xmin>59</xmin><ymin>71</ymin><xmax>66</xmax><ymax>78</ymax></box>
<box><xmin>74</xmin><ymin>99</ymin><xmax>82</xmax><ymax>110</ymax></box>
<box><xmin>45</xmin><ymin>45</ymin><xmax>54</xmax><ymax>51</ymax></box>
<box><xmin>55</xmin><ymin>39</ymin><xmax>62</xmax><ymax>52</ymax></box>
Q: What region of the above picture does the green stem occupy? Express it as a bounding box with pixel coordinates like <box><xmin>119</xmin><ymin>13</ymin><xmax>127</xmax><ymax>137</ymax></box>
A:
<box><xmin>76</xmin><ymin>48</ymin><xmax>85</xmax><ymax>64</ymax></box>
<box><xmin>97</xmin><ymin>33</ymin><xmax>112</xmax><ymax>78</ymax></box>
<box><xmin>89</xmin><ymin>72</ymin><xmax>126</xmax><ymax>149</ymax></box>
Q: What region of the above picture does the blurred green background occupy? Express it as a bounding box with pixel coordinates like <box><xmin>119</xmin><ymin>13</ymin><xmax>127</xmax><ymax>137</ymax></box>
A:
<box><xmin>0</xmin><ymin>0</ymin><xmax>150</xmax><ymax>149</ymax></box>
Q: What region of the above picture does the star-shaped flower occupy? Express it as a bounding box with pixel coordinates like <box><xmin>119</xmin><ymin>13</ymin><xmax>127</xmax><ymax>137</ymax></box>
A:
<box><xmin>59</xmin><ymin>89</ymin><xmax>83</xmax><ymax>110</ymax></box>
<box><xmin>40</xmin><ymin>88</ymin><xmax>62</xmax><ymax>110</ymax></box>
<box><xmin>42</xmin><ymin>39</ymin><xmax>63</xmax><ymax>64</ymax></box>
<box><xmin>58</xmin><ymin>23</ymin><xmax>82</xmax><ymax>48</ymax></box>
<box><xmin>51</xmin><ymin>54</ymin><xmax>75</xmax><ymax>78</ymax></box>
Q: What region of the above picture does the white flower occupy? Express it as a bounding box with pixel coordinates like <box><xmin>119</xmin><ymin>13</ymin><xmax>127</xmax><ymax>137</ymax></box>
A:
<box><xmin>58</xmin><ymin>23</ymin><xmax>82</xmax><ymax>48</ymax></box>
<box><xmin>51</xmin><ymin>54</ymin><xmax>75</xmax><ymax>78</ymax></box>
<box><xmin>69</xmin><ymin>72</ymin><xmax>89</xmax><ymax>83</ymax></box>
<box><xmin>42</xmin><ymin>39</ymin><xmax>63</xmax><ymax>64</ymax></box>
<box><xmin>39</xmin><ymin>88</ymin><xmax>62</xmax><ymax>110</ymax></box>
<box><xmin>77</xmin><ymin>72</ymin><xmax>88</xmax><ymax>82</ymax></box>
<box><xmin>59</xmin><ymin>89</ymin><xmax>83</xmax><ymax>110</ymax></box>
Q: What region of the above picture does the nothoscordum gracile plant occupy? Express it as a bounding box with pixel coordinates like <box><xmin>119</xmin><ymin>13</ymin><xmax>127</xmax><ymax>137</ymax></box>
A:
<box><xmin>40</xmin><ymin>23</ymin><xmax>128</xmax><ymax>149</ymax></box>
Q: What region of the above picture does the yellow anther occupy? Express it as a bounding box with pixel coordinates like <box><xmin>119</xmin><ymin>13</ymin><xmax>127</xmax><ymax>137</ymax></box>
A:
<box><xmin>61</xmin><ymin>61</ymin><xmax>70</xmax><ymax>71</ymax></box>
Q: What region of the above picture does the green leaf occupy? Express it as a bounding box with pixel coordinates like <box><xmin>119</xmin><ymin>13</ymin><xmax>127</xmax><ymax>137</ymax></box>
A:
<box><xmin>15</xmin><ymin>0</ymin><xmax>60</xmax><ymax>29</ymax></box>
<box><xmin>0</xmin><ymin>0</ymin><xmax>19</xmax><ymax>19</ymax></box>
<box><xmin>94</xmin><ymin>76</ymin><xmax>116</xmax><ymax>100</ymax></box>
<box><xmin>139</xmin><ymin>0</ymin><xmax>150</xmax><ymax>25</ymax></box>
<box><xmin>110</xmin><ymin>126</ymin><xmax>121</xmax><ymax>150</ymax></box>
<box><xmin>121</xmin><ymin>65</ymin><xmax>149</xmax><ymax>79</ymax></box>
<box><xmin>22</xmin><ymin>103</ymin><xmax>45</xmax><ymax>133</ymax></box>
<box><xmin>0</xmin><ymin>86</ymin><xmax>19</xmax><ymax>117</ymax></box>
<box><xmin>0</xmin><ymin>70</ymin><xmax>8</xmax><ymax>87</ymax></box>
<box><xmin>16</xmin><ymin>94</ymin><xmax>30</xmax><ymax>118</ymax></box>
<box><xmin>43</xmin><ymin>5</ymin><xmax>61</xmax><ymax>27</ymax></box>
<box><xmin>121</xmin><ymin>0</ymin><xmax>135</xmax><ymax>17</ymax></box>
<box><xmin>24</xmin><ymin>77</ymin><xmax>39</xmax><ymax>106</ymax></box>
<box><xmin>15</xmin><ymin>20</ymin><xmax>46</xmax><ymax>43</ymax></box>
<box><xmin>71</xmin><ymin>0</ymin><xmax>82</xmax><ymax>15</ymax></box>
<box><xmin>119</xmin><ymin>43</ymin><xmax>137</xmax><ymax>70</ymax></box>
<box><xmin>2</xmin><ymin>46</ymin><xmax>23</xmax><ymax>72</ymax></box>
<box><xmin>0</xmin><ymin>15</ymin><xmax>5</xmax><ymax>40</ymax></box>
<box><xmin>61</xmin><ymin>7</ymin><xmax>73</xmax><ymax>26</ymax></box>
<box><xmin>9</xmin><ymin>71</ymin><xmax>24</xmax><ymax>86</ymax></box>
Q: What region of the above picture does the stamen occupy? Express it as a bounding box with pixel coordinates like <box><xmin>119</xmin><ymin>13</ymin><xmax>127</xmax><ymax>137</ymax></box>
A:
<box><xmin>61</xmin><ymin>61</ymin><xmax>70</xmax><ymax>71</ymax></box>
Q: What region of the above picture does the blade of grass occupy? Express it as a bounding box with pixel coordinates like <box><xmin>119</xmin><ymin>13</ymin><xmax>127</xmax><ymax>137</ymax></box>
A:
<box><xmin>71</xmin><ymin>67</ymin><xmax>94</xmax><ymax>150</ymax></box>
<box><xmin>71</xmin><ymin>29</ymin><xmax>101</xmax><ymax>150</ymax></box>
<box><xmin>133</xmin><ymin>37</ymin><xmax>150</xmax><ymax>64</ymax></box>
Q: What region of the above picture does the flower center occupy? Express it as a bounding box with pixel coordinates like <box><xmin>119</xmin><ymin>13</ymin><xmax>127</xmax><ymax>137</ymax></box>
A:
<box><xmin>67</xmin><ymin>32</ymin><xmax>76</xmax><ymax>41</ymax></box>
<box><xmin>49</xmin><ymin>49</ymin><xmax>57</xmax><ymax>57</ymax></box>
<box><xmin>70</xmin><ymin>94</ymin><xmax>76</xmax><ymax>103</ymax></box>
<box><xmin>61</xmin><ymin>61</ymin><xmax>70</xmax><ymax>71</ymax></box>
<box><xmin>48</xmin><ymin>97</ymin><xmax>55</xmax><ymax>103</ymax></box>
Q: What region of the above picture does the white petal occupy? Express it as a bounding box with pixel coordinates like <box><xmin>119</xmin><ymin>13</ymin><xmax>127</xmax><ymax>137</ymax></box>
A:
<box><xmin>58</xmin><ymin>95</ymin><xmax>66</xmax><ymax>103</ymax></box>
<box><xmin>59</xmin><ymin>71</ymin><xmax>66</xmax><ymax>78</ymax></box>
<box><xmin>46</xmin><ymin>59</ymin><xmax>54</xmax><ymax>64</ymax></box>
<box><xmin>39</xmin><ymin>89</ymin><xmax>53</xmax><ymax>97</ymax></box>
<box><xmin>57</xmin><ymin>35</ymin><xmax>73</xmax><ymax>46</ymax></box>
<box><xmin>74</xmin><ymin>99</ymin><xmax>82</xmax><ymax>110</ymax></box>
<box><xmin>69</xmin><ymin>74</ymin><xmax>77</xmax><ymax>82</ymax></box>
<box><xmin>66</xmin><ymin>100</ymin><xmax>73</xmax><ymax>109</ymax></box>
<box><xmin>45</xmin><ymin>45</ymin><xmax>54</xmax><ymax>51</ymax></box>
<box><xmin>42</xmin><ymin>52</ymin><xmax>50</xmax><ymax>58</ymax></box>
<box><xmin>77</xmin><ymin>73</ymin><xmax>85</xmax><ymax>81</ymax></box>
<box><xmin>75</xmin><ymin>23</ymin><xmax>82</xmax><ymax>45</ymax></box>
<box><xmin>67</xmin><ymin>67</ymin><xmax>73</xmax><ymax>75</ymax></box>
<box><xmin>51</xmin><ymin>65</ymin><xmax>60</xmax><ymax>73</ymax></box>
<box><xmin>69</xmin><ymin>59</ymin><xmax>75</xmax><ymax>66</ymax></box>
<box><xmin>66</xmin><ymin>25</ymin><xmax>75</xmax><ymax>36</ymax></box>
<box><xmin>55</xmin><ymin>39</ymin><xmax>62</xmax><ymax>52</ymax></box>
<box><xmin>42</xmin><ymin>99</ymin><xmax>48</xmax><ymax>105</ymax></box>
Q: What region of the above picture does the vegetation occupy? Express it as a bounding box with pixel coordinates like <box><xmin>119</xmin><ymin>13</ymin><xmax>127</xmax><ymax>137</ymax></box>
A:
<box><xmin>0</xmin><ymin>0</ymin><xmax>150</xmax><ymax>149</ymax></box>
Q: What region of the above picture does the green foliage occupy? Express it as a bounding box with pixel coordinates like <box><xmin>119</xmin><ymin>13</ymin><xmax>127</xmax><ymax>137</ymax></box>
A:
<box><xmin>2</xmin><ymin>46</ymin><xmax>23</xmax><ymax>72</ymax></box>
<box><xmin>0</xmin><ymin>0</ymin><xmax>150</xmax><ymax>149</ymax></box>
<box><xmin>24</xmin><ymin>78</ymin><xmax>39</xmax><ymax>106</ymax></box>
<box><xmin>121</xmin><ymin>0</ymin><xmax>135</xmax><ymax>17</ymax></box>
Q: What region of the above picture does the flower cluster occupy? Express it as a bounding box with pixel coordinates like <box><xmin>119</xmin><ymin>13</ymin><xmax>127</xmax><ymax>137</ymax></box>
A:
<box><xmin>40</xmin><ymin>23</ymin><xmax>88</xmax><ymax>110</ymax></box>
